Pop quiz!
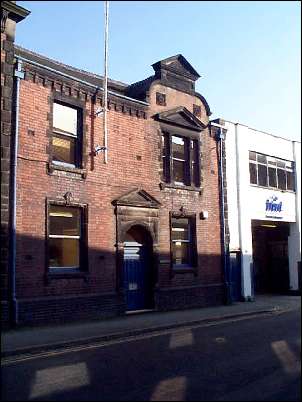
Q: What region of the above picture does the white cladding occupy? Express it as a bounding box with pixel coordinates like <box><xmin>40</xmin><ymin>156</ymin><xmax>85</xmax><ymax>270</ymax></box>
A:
<box><xmin>224</xmin><ymin>121</ymin><xmax>301</xmax><ymax>297</ymax></box>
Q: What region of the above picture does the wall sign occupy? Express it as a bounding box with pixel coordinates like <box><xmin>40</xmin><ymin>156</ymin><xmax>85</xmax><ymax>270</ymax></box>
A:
<box><xmin>265</xmin><ymin>195</ymin><xmax>283</xmax><ymax>218</ymax></box>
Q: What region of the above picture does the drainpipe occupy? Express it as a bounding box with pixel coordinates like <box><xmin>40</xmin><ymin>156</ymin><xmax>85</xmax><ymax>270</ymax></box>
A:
<box><xmin>212</xmin><ymin>122</ymin><xmax>231</xmax><ymax>304</ymax></box>
<box><xmin>9</xmin><ymin>58</ymin><xmax>24</xmax><ymax>326</ymax></box>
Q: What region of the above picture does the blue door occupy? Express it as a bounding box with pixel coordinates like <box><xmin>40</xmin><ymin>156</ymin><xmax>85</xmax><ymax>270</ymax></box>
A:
<box><xmin>123</xmin><ymin>241</ymin><xmax>152</xmax><ymax>311</ymax></box>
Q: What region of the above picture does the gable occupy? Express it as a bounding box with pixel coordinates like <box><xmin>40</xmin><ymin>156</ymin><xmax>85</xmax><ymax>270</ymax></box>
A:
<box><xmin>112</xmin><ymin>188</ymin><xmax>161</xmax><ymax>208</ymax></box>
<box><xmin>154</xmin><ymin>107</ymin><xmax>206</xmax><ymax>132</ymax></box>
<box><xmin>152</xmin><ymin>54</ymin><xmax>200</xmax><ymax>81</ymax></box>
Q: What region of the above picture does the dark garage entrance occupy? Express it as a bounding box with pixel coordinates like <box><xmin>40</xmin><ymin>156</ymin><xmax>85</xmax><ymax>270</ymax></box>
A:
<box><xmin>123</xmin><ymin>225</ymin><xmax>155</xmax><ymax>312</ymax></box>
<box><xmin>252</xmin><ymin>220</ymin><xmax>290</xmax><ymax>294</ymax></box>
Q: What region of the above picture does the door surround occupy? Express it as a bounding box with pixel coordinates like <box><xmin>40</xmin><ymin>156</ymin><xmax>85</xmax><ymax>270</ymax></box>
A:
<box><xmin>112</xmin><ymin>188</ymin><xmax>161</xmax><ymax>296</ymax></box>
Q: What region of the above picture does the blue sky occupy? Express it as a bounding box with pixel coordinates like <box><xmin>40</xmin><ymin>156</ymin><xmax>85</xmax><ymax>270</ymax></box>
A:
<box><xmin>16</xmin><ymin>1</ymin><xmax>301</xmax><ymax>141</ymax></box>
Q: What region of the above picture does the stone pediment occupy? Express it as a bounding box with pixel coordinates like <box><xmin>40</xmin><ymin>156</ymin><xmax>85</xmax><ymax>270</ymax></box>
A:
<box><xmin>112</xmin><ymin>188</ymin><xmax>161</xmax><ymax>209</ymax></box>
<box><xmin>152</xmin><ymin>54</ymin><xmax>200</xmax><ymax>81</ymax></box>
<box><xmin>154</xmin><ymin>107</ymin><xmax>206</xmax><ymax>131</ymax></box>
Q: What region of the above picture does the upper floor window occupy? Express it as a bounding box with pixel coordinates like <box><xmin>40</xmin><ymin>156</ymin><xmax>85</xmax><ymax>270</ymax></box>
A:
<box><xmin>249</xmin><ymin>151</ymin><xmax>295</xmax><ymax>191</ymax></box>
<box><xmin>193</xmin><ymin>104</ymin><xmax>201</xmax><ymax>118</ymax></box>
<box><xmin>48</xmin><ymin>204</ymin><xmax>87</xmax><ymax>271</ymax></box>
<box><xmin>172</xmin><ymin>136</ymin><xmax>187</xmax><ymax>185</ymax></box>
<box><xmin>156</xmin><ymin>92</ymin><xmax>166</xmax><ymax>106</ymax></box>
<box><xmin>52</xmin><ymin>102</ymin><xmax>82</xmax><ymax>167</ymax></box>
<box><xmin>162</xmin><ymin>132</ymin><xmax>200</xmax><ymax>187</ymax></box>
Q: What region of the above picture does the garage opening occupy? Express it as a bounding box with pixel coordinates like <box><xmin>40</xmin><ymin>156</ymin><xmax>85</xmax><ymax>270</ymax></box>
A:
<box><xmin>252</xmin><ymin>220</ymin><xmax>290</xmax><ymax>294</ymax></box>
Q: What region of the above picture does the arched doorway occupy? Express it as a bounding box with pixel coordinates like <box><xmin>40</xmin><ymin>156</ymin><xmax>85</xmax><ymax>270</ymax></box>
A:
<box><xmin>123</xmin><ymin>225</ymin><xmax>155</xmax><ymax>311</ymax></box>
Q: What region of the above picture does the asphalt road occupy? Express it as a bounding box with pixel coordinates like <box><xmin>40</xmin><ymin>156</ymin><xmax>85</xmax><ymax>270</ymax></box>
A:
<box><xmin>1</xmin><ymin>309</ymin><xmax>301</xmax><ymax>401</ymax></box>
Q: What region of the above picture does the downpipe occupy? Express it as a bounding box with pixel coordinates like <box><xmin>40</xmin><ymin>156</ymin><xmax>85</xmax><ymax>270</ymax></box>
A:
<box><xmin>9</xmin><ymin>58</ymin><xmax>24</xmax><ymax>327</ymax></box>
<box><xmin>213</xmin><ymin>123</ymin><xmax>232</xmax><ymax>305</ymax></box>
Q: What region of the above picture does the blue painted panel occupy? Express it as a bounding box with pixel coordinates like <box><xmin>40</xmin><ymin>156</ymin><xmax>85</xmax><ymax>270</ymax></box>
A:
<box><xmin>123</xmin><ymin>245</ymin><xmax>151</xmax><ymax>311</ymax></box>
<box><xmin>229</xmin><ymin>252</ymin><xmax>242</xmax><ymax>302</ymax></box>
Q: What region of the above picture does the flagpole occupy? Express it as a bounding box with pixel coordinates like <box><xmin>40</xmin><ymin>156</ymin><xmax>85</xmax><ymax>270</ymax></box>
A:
<box><xmin>103</xmin><ymin>0</ymin><xmax>109</xmax><ymax>163</ymax></box>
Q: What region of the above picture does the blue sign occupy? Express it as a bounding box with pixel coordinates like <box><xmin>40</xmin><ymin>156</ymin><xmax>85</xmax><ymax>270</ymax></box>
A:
<box><xmin>266</xmin><ymin>195</ymin><xmax>282</xmax><ymax>212</ymax></box>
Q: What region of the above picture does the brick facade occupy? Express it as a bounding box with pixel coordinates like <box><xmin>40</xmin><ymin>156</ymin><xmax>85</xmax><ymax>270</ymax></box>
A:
<box><xmin>7</xmin><ymin>45</ymin><xmax>226</xmax><ymax>325</ymax></box>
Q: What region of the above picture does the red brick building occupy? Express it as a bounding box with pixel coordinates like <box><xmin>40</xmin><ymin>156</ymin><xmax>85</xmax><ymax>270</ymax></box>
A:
<box><xmin>2</xmin><ymin>22</ymin><xmax>227</xmax><ymax>325</ymax></box>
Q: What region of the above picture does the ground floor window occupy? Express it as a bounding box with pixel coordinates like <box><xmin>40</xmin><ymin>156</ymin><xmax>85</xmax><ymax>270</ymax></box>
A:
<box><xmin>171</xmin><ymin>215</ymin><xmax>197</xmax><ymax>268</ymax></box>
<box><xmin>48</xmin><ymin>203</ymin><xmax>87</xmax><ymax>271</ymax></box>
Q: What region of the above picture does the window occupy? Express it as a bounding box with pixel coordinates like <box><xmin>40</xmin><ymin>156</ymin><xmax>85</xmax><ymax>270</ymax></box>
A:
<box><xmin>193</xmin><ymin>104</ymin><xmax>201</xmax><ymax>118</ymax></box>
<box><xmin>156</xmin><ymin>92</ymin><xmax>166</xmax><ymax>106</ymax></box>
<box><xmin>249</xmin><ymin>151</ymin><xmax>295</xmax><ymax>191</ymax></box>
<box><xmin>191</xmin><ymin>139</ymin><xmax>199</xmax><ymax>187</ymax></box>
<box><xmin>52</xmin><ymin>102</ymin><xmax>82</xmax><ymax>167</ymax></box>
<box><xmin>171</xmin><ymin>216</ymin><xmax>196</xmax><ymax>268</ymax></box>
<box><xmin>48</xmin><ymin>205</ymin><xmax>86</xmax><ymax>271</ymax></box>
<box><xmin>172</xmin><ymin>136</ymin><xmax>187</xmax><ymax>185</ymax></box>
<box><xmin>162</xmin><ymin>132</ymin><xmax>200</xmax><ymax>187</ymax></box>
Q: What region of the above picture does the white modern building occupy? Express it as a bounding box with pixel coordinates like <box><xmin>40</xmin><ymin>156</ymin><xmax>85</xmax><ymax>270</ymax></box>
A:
<box><xmin>222</xmin><ymin>120</ymin><xmax>301</xmax><ymax>300</ymax></box>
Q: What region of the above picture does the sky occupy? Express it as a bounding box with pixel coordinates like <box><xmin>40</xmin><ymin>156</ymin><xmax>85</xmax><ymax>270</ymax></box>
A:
<box><xmin>16</xmin><ymin>1</ymin><xmax>301</xmax><ymax>141</ymax></box>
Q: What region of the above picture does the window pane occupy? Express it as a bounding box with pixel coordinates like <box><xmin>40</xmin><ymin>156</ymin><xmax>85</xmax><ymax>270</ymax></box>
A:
<box><xmin>257</xmin><ymin>154</ymin><xmax>267</xmax><ymax>164</ymax></box>
<box><xmin>249</xmin><ymin>163</ymin><xmax>257</xmax><ymax>184</ymax></box>
<box><xmin>286</xmin><ymin>171</ymin><xmax>295</xmax><ymax>191</ymax></box>
<box><xmin>173</xmin><ymin>159</ymin><xmax>185</xmax><ymax>184</ymax></box>
<box><xmin>249</xmin><ymin>151</ymin><xmax>256</xmax><ymax>161</ymax></box>
<box><xmin>162</xmin><ymin>134</ymin><xmax>169</xmax><ymax>182</ymax></box>
<box><xmin>171</xmin><ymin>218</ymin><xmax>189</xmax><ymax>241</ymax></box>
<box><xmin>162</xmin><ymin>135</ymin><xmax>166</xmax><ymax>157</ymax></box>
<box><xmin>277</xmin><ymin>160</ymin><xmax>286</xmax><ymax>168</ymax></box>
<box><xmin>267</xmin><ymin>157</ymin><xmax>276</xmax><ymax>166</ymax></box>
<box><xmin>53</xmin><ymin>102</ymin><xmax>78</xmax><ymax>135</ymax></box>
<box><xmin>172</xmin><ymin>136</ymin><xmax>185</xmax><ymax>160</ymax></box>
<box><xmin>49</xmin><ymin>206</ymin><xmax>81</xmax><ymax>236</ymax></box>
<box><xmin>192</xmin><ymin>161</ymin><xmax>199</xmax><ymax>187</ymax></box>
<box><xmin>53</xmin><ymin>135</ymin><xmax>76</xmax><ymax>165</ymax></box>
<box><xmin>191</xmin><ymin>140</ymin><xmax>199</xmax><ymax>186</ymax></box>
<box><xmin>258</xmin><ymin>164</ymin><xmax>268</xmax><ymax>187</ymax></box>
<box><xmin>49</xmin><ymin>238</ymin><xmax>80</xmax><ymax>268</ymax></box>
<box><xmin>268</xmin><ymin>166</ymin><xmax>277</xmax><ymax>188</ymax></box>
<box><xmin>277</xmin><ymin>168</ymin><xmax>286</xmax><ymax>190</ymax></box>
<box><xmin>190</xmin><ymin>140</ymin><xmax>197</xmax><ymax>163</ymax></box>
<box><xmin>172</xmin><ymin>241</ymin><xmax>189</xmax><ymax>266</ymax></box>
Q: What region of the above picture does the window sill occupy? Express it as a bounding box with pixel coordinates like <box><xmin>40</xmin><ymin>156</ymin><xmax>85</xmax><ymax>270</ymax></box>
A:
<box><xmin>46</xmin><ymin>270</ymin><xmax>89</xmax><ymax>284</ymax></box>
<box><xmin>160</xmin><ymin>182</ymin><xmax>202</xmax><ymax>194</ymax></box>
<box><xmin>48</xmin><ymin>162</ymin><xmax>87</xmax><ymax>179</ymax></box>
<box><xmin>171</xmin><ymin>266</ymin><xmax>198</xmax><ymax>277</ymax></box>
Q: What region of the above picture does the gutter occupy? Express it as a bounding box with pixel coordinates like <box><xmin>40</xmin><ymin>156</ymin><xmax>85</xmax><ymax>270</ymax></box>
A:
<box><xmin>9</xmin><ymin>59</ymin><xmax>24</xmax><ymax>326</ymax></box>
<box><xmin>15</xmin><ymin>55</ymin><xmax>150</xmax><ymax>107</ymax></box>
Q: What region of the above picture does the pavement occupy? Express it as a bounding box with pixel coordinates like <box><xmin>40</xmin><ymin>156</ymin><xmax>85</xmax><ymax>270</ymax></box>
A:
<box><xmin>1</xmin><ymin>294</ymin><xmax>300</xmax><ymax>358</ymax></box>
